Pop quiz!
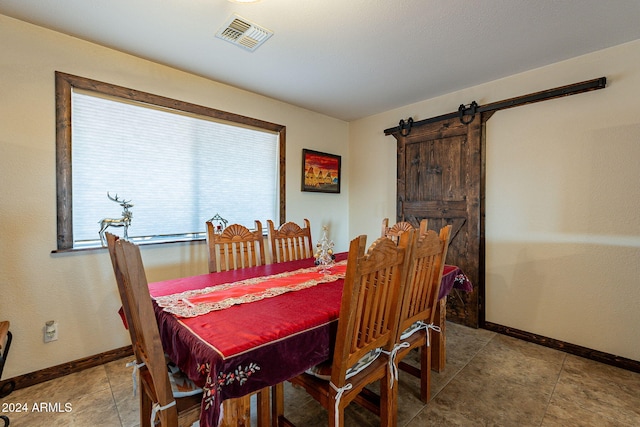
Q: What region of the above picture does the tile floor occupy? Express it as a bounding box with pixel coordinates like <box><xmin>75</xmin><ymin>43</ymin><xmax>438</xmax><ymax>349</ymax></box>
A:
<box><xmin>2</xmin><ymin>322</ymin><xmax>639</xmax><ymax>426</ymax></box>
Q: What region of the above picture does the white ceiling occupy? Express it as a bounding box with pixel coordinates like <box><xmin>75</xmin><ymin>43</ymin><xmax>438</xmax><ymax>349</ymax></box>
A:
<box><xmin>2</xmin><ymin>0</ymin><xmax>640</xmax><ymax>121</ymax></box>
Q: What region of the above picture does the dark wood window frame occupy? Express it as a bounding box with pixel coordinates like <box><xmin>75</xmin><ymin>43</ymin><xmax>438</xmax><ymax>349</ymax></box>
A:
<box><xmin>54</xmin><ymin>71</ymin><xmax>286</xmax><ymax>251</ymax></box>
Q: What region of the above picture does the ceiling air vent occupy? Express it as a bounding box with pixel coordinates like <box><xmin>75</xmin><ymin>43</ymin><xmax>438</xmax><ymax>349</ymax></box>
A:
<box><xmin>215</xmin><ymin>14</ymin><xmax>273</xmax><ymax>52</ymax></box>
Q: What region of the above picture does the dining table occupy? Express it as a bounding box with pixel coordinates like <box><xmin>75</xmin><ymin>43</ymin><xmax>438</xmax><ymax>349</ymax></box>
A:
<box><xmin>432</xmin><ymin>264</ymin><xmax>473</xmax><ymax>372</ymax></box>
<box><xmin>147</xmin><ymin>253</ymin><xmax>472</xmax><ymax>427</ymax></box>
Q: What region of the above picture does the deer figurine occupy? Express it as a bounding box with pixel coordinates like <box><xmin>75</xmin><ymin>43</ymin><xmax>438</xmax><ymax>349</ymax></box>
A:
<box><xmin>99</xmin><ymin>192</ymin><xmax>133</xmax><ymax>246</ymax></box>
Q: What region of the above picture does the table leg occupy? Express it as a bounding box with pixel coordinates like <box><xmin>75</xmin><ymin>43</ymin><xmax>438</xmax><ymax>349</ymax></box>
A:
<box><xmin>220</xmin><ymin>395</ymin><xmax>252</xmax><ymax>427</ymax></box>
<box><xmin>256</xmin><ymin>388</ymin><xmax>270</xmax><ymax>427</ymax></box>
<box><xmin>431</xmin><ymin>297</ymin><xmax>446</xmax><ymax>372</ymax></box>
<box><xmin>272</xmin><ymin>383</ymin><xmax>284</xmax><ymax>427</ymax></box>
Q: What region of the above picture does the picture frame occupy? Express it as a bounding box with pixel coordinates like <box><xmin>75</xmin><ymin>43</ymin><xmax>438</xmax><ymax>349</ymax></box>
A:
<box><xmin>301</xmin><ymin>149</ymin><xmax>341</xmax><ymax>193</ymax></box>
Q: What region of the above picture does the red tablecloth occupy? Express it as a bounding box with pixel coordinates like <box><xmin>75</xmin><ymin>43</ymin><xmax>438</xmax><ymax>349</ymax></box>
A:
<box><xmin>141</xmin><ymin>255</ymin><xmax>471</xmax><ymax>427</ymax></box>
<box><xmin>439</xmin><ymin>264</ymin><xmax>473</xmax><ymax>300</ymax></box>
<box><xmin>149</xmin><ymin>255</ymin><xmax>347</xmax><ymax>427</ymax></box>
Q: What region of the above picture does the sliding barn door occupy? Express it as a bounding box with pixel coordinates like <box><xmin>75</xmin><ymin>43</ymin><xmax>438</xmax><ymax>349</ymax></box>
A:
<box><xmin>392</xmin><ymin>114</ymin><xmax>486</xmax><ymax>328</ymax></box>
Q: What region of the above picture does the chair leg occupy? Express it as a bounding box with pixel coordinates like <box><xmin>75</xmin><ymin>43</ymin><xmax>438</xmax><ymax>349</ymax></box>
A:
<box><xmin>327</xmin><ymin>401</ymin><xmax>344</xmax><ymax>427</ymax></box>
<box><xmin>420</xmin><ymin>341</ymin><xmax>432</xmax><ymax>403</ymax></box>
<box><xmin>431</xmin><ymin>298</ymin><xmax>447</xmax><ymax>372</ymax></box>
<box><xmin>272</xmin><ymin>383</ymin><xmax>296</xmax><ymax>427</ymax></box>
<box><xmin>159</xmin><ymin>406</ymin><xmax>179</xmax><ymax>427</ymax></box>
<box><xmin>379</xmin><ymin>371</ymin><xmax>397</xmax><ymax>427</ymax></box>
<box><xmin>140</xmin><ymin>389</ymin><xmax>152</xmax><ymax>427</ymax></box>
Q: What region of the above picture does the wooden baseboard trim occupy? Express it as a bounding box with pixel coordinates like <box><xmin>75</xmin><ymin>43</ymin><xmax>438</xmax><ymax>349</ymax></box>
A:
<box><xmin>483</xmin><ymin>322</ymin><xmax>640</xmax><ymax>374</ymax></box>
<box><xmin>0</xmin><ymin>346</ymin><xmax>133</xmax><ymax>392</ymax></box>
<box><xmin>4</xmin><ymin>324</ymin><xmax>639</xmax><ymax>391</ymax></box>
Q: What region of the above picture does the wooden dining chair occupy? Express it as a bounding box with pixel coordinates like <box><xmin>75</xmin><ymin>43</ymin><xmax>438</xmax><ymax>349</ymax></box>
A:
<box><xmin>106</xmin><ymin>233</ymin><xmax>138</xmax><ymax>353</ymax></box>
<box><xmin>0</xmin><ymin>319</ymin><xmax>15</xmax><ymax>407</ymax></box>
<box><xmin>381</xmin><ymin>217</ymin><xmax>429</xmax><ymax>244</ymax></box>
<box><xmin>273</xmin><ymin>231</ymin><xmax>414</xmax><ymax>427</ymax></box>
<box><xmin>266</xmin><ymin>219</ymin><xmax>313</xmax><ymax>263</ymax></box>
<box><xmin>206</xmin><ymin>220</ymin><xmax>266</xmax><ymax>273</ymax></box>
<box><xmin>108</xmin><ymin>233</ymin><xmax>270</xmax><ymax>427</ymax></box>
<box><xmin>357</xmin><ymin>225</ymin><xmax>451</xmax><ymax>415</ymax></box>
<box><xmin>0</xmin><ymin>321</ymin><xmax>15</xmax><ymax>425</ymax></box>
<box><xmin>107</xmin><ymin>233</ymin><xmax>202</xmax><ymax>427</ymax></box>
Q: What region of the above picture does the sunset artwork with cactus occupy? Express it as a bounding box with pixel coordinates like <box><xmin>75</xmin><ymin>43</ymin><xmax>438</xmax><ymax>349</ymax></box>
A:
<box><xmin>302</xmin><ymin>149</ymin><xmax>341</xmax><ymax>193</ymax></box>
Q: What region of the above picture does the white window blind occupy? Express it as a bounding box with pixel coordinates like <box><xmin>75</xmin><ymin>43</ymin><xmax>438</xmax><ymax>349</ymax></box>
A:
<box><xmin>71</xmin><ymin>90</ymin><xmax>279</xmax><ymax>247</ymax></box>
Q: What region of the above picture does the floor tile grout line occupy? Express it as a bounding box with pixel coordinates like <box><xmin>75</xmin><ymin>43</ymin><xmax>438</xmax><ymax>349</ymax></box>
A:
<box><xmin>105</xmin><ymin>361</ymin><xmax>128</xmax><ymax>427</ymax></box>
<box><xmin>403</xmin><ymin>330</ymin><xmax>498</xmax><ymax>426</ymax></box>
<box><xmin>547</xmin><ymin>354</ymin><xmax>637</xmax><ymax>426</ymax></box>
<box><xmin>537</xmin><ymin>351</ymin><xmax>568</xmax><ymax>427</ymax></box>
<box><xmin>431</xmin><ymin>330</ymin><xmax>498</xmax><ymax>399</ymax></box>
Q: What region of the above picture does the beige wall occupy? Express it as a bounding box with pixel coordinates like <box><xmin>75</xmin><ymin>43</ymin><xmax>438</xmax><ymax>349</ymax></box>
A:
<box><xmin>0</xmin><ymin>15</ymin><xmax>350</xmax><ymax>378</ymax></box>
<box><xmin>2</xmin><ymin>11</ymin><xmax>639</xmax><ymax>380</ymax></box>
<box><xmin>350</xmin><ymin>40</ymin><xmax>640</xmax><ymax>362</ymax></box>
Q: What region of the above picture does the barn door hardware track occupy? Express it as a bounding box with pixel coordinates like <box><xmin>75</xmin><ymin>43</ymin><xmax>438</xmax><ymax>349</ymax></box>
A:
<box><xmin>385</xmin><ymin>76</ymin><xmax>606</xmax><ymax>135</ymax></box>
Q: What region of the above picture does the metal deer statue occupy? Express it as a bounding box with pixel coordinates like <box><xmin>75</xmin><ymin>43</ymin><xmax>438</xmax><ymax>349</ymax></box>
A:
<box><xmin>99</xmin><ymin>192</ymin><xmax>133</xmax><ymax>246</ymax></box>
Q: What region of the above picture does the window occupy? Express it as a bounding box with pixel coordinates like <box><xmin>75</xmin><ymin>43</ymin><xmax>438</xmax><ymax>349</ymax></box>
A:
<box><xmin>55</xmin><ymin>72</ymin><xmax>286</xmax><ymax>251</ymax></box>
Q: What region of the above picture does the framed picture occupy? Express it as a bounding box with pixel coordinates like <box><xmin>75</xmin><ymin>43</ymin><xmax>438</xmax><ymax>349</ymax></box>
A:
<box><xmin>301</xmin><ymin>149</ymin><xmax>341</xmax><ymax>193</ymax></box>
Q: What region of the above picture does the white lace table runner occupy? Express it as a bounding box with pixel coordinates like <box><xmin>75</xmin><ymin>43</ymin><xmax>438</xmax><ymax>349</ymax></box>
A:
<box><xmin>154</xmin><ymin>260</ymin><xmax>347</xmax><ymax>318</ymax></box>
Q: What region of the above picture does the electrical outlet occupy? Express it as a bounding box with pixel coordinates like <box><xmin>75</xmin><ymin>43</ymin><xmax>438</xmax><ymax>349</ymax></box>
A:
<box><xmin>44</xmin><ymin>321</ymin><xmax>58</xmax><ymax>343</ymax></box>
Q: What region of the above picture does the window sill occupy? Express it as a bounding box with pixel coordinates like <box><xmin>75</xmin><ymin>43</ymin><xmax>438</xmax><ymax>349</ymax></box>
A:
<box><xmin>51</xmin><ymin>233</ymin><xmax>207</xmax><ymax>254</ymax></box>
